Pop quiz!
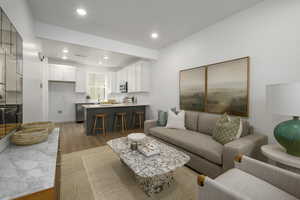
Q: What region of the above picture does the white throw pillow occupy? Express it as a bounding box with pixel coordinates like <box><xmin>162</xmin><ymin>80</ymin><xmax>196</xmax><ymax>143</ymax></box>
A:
<box><xmin>165</xmin><ymin>110</ymin><xmax>186</xmax><ymax>130</ymax></box>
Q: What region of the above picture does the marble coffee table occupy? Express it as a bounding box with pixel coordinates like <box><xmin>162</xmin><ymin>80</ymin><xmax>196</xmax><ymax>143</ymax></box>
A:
<box><xmin>107</xmin><ymin>136</ymin><xmax>190</xmax><ymax>196</ymax></box>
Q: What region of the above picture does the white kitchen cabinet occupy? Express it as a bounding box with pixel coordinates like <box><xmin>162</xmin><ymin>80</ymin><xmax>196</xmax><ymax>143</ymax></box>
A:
<box><xmin>127</xmin><ymin>64</ymin><xmax>136</xmax><ymax>92</ymax></box>
<box><xmin>75</xmin><ymin>68</ymin><xmax>86</xmax><ymax>93</ymax></box>
<box><xmin>48</xmin><ymin>64</ymin><xmax>76</xmax><ymax>82</ymax></box>
<box><xmin>107</xmin><ymin>72</ymin><xmax>118</xmax><ymax>94</ymax></box>
<box><xmin>108</xmin><ymin>60</ymin><xmax>151</xmax><ymax>94</ymax></box>
<box><xmin>128</xmin><ymin>61</ymin><xmax>151</xmax><ymax>93</ymax></box>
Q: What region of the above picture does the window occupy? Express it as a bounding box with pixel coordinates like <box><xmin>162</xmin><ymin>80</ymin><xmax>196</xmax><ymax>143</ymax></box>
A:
<box><xmin>87</xmin><ymin>73</ymin><xmax>106</xmax><ymax>100</ymax></box>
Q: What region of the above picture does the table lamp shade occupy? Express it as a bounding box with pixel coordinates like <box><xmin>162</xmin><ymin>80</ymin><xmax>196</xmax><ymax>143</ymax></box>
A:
<box><xmin>266</xmin><ymin>82</ymin><xmax>300</xmax><ymax>157</ymax></box>
<box><xmin>266</xmin><ymin>82</ymin><xmax>300</xmax><ymax>117</ymax></box>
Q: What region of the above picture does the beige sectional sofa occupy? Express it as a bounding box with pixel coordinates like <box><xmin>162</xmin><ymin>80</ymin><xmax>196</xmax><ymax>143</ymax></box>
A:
<box><xmin>144</xmin><ymin>111</ymin><xmax>268</xmax><ymax>178</ymax></box>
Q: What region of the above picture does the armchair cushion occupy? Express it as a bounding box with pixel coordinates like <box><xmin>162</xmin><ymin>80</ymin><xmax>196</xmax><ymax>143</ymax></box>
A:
<box><xmin>149</xmin><ymin>127</ymin><xmax>224</xmax><ymax>164</ymax></box>
<box><xmin>216</xmin><ymin>168</ymin><xmax>298</xmax><ymax>200</ymax></box>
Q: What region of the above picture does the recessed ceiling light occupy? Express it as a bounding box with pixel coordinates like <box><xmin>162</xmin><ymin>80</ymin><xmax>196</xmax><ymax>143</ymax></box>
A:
<box><xmin>62</xmin><ymin>48</ymin><xmax>69</xmax><ymax>53</ymax></box>
<box><xmin>76</xmin><ymin>8</ymin><xmax>87</xmax><ymax>16</ymax></box>
<box><xmin>103</xmin><ymin>56</ymin><xmax>109</xmax><ymax>60</ymax></box>
<box><xmin>99</xmin><ymin>61</ymin><xmax>103</xmax><ymax>65</ymax></box>
<box><xmin>62</xmin><ymin>56</ymin><xmax>68</xmax><ymax>60</ymax></box>
<box><xmin>151</xmin><ymin>32</ymin><xmax>159</xmax><ymax>39</ymax></box>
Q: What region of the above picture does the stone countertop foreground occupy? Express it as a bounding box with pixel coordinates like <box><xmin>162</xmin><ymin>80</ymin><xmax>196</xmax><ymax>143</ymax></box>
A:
<box><xmin>0</xmin><ymin>128</ymin><xmax>60</xmax><ymax>200</ymax></box>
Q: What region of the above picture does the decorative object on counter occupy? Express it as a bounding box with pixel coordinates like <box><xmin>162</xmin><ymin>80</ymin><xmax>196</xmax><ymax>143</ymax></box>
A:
<box><xmin>22</xmin><ymin>121</ymin><xmax>56</xmax><ymax>134</ymax></box>
<box><xmin>10</xmin><ymin>128</ymin><xmax>48</xmax><ymax>146</ymax></box>
<box><xmin>166</xmin><ymin>110</ymin><xmax>186</xmax><ymax>130</ymax></box>
<box><xmin>86</xmin><ymin>95</ymin><xmax>91</xmax><ymax>99</ymax></box>
<box><xmin>212</xmin><ymin>113</ymin><xmax>242</xmax><ymax>145</ymax></box>
<box><xmin>107</xmin><ymin>99</ymin><xmax>117</xmax><ymax>104</ymax></box>
<box><xmin>266</xmin><ymin>82</ymin><xmax>300</xmax><ymax>157</ymax></box>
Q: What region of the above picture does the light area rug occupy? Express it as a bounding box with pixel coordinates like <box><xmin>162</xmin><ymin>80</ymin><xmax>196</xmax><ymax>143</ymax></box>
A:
<box><xmin>61</xmin><ymin>146</ymin><xmax>198</xmax><ymax>200</ymax></box>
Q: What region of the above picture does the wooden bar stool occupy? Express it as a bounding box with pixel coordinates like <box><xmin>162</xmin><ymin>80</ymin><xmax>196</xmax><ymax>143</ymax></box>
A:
<box><xmin>93</xmin><ymin>113</ymin><xmax>107</xmax><ymax>135</ymax></box>
<box><xmin>132</xmin><ymin>111</ymin><xmax>144</xmax><ymax>129</ymax></box>
<box><xmin>114</xmin><ymin>112</ymin><xmax>127</xmax><ymax>133</ymax></box>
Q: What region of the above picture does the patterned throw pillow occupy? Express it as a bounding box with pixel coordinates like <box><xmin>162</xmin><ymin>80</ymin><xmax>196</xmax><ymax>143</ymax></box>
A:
<box><xmin>212</xmin><ymin>114</ymin><xmax>242</xmax><ymax>145</ymax></box>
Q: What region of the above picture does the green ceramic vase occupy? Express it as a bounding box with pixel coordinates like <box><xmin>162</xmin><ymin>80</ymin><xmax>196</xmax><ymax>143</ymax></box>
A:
<box><xmin>274</xmin><ymin>117</ymin><xmax>300</xmax><ymax>157</ymax></box>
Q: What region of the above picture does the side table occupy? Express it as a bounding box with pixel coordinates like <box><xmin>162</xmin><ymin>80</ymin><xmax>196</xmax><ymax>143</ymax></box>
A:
<box><xmin>261</xmin><ymin>144</ymin><xmax>300</xmax><ymax>174</ymax></box>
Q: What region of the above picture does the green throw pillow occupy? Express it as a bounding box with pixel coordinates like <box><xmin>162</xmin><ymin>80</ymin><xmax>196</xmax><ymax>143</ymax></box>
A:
<box><xmin>157</xmin><ymin>110</ymin><xmax>168</xmax><ymax>126</ymax></box>
<box><xmin>212</xmin><ymin>114</ymin><xmax>241</xmax><ymax>145</ymax></box>
<box><xmin>157</xmin><ymin>107</ymin><xmax>177</xmax><ymax>126</ymax></box>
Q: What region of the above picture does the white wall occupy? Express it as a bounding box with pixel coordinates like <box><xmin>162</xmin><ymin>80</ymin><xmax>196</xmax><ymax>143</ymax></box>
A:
<box><xmin>151</xmin><ymin>0</ymin><xmax>300</xmax><ymax>143</ymax></box>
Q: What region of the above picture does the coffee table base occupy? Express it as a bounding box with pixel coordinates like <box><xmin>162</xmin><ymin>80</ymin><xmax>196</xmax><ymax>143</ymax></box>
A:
<box><xmin>121</xmin><ymin>159</ymin><xmax>174</xmax><ymax>196</ymax></box>
<box><xmin>135</xmin><ymin>171</ymin><xmax>174</xmax><ymax>196</ymax></box>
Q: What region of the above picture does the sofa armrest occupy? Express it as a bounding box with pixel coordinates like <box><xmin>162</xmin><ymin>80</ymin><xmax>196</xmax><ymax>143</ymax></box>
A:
<box><xmin>235</xmin><ymin>155</ymin><xmax>300</xmax><ymax>199</ymax></box>
<box><xmin>144</xmin><ymin>120</ymin><xmax>157</xmax><ymax>135</ymax></box>
<box><xmin>197</xmin><ymin>175</ymin><xmax>250</xmax><ymax>200</ymax></box>
<box><xmin>222</xmin><ymin>133</ymin><xmax>268</xmax><ymax>171</ymax></box>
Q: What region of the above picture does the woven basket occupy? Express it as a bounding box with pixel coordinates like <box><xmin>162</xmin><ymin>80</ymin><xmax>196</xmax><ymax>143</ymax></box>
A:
<box><xmin>21</xmin><ymin>121</ymin><xmax>56</xmax><ymax>134</ymax></box>
<box><xmin>10</xmin><ymin>128</ymin><xmax>48</xmax><ymax>146</ymax></box>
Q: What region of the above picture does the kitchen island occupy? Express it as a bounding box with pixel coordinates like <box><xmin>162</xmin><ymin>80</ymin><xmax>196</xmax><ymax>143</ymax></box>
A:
<box><xmin>83</xmin><ymin>103</ymin><xmax>148</xmax><ymax>135</ymax></box>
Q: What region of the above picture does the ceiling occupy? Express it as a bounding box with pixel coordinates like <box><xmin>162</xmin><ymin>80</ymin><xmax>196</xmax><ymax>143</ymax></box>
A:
<box><xmin>28</xmin><ymin>0</ymin><xmax>263</xmax><ymax>49</ymax></box>
<box><xmin>41</xmin><ymin>39</ymin><xmax>139</xmax><ymax>67</ymax></box>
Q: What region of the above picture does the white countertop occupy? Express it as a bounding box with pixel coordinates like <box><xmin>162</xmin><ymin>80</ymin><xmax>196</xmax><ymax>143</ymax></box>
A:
<box><xmin>83</xmin><ymin>103</ymin><xmax>149</xmax><ymax>109</ymax></box>
<box><xmin>0</xmin><ymin>128</ymin><xmax>60</xmax><ymax>200</ymax></box>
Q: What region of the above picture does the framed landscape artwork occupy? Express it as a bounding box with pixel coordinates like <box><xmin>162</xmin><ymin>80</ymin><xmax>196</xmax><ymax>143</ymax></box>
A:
<box><xmin>179</xmin><ymin>57</ymin><xmax>249</xmax><ymax>117</ymax></box>
<box><xmin>179</xmin><ymin>67</ymin><xmax>206</xmax><ymax>111</ymax></box>
<box><xmin>206</xmin><ymin>57</ymin><xmax>249</xmax><ymax>116</ymax></box>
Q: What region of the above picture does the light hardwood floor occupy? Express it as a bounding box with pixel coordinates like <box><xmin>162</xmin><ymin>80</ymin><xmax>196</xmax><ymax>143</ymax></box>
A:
<box><xmin>57</xmin><ymin>122</ymin><xmax>144</xmax><ymax>154</ymax></box>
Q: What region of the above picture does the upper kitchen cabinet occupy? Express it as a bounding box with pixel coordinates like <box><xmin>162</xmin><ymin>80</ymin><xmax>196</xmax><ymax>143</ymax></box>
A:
<box><xmin>107</xmin><ymin>71</ymin><xmax>118</xmax><ymax>94</ymax></box>
<box><xmin>128</xmin><ymin>61</ymin><xmax>151</xmax><ymax>93</ymax></box>
<box><xmin>48</xmin><ymin>64</ymin><xmax>76</xmax><ymax>82</ymax></box>
<box><xmin>75</xmin><ymin>68</ymin><xmax>86</xmax><ymax>93</ymax></box>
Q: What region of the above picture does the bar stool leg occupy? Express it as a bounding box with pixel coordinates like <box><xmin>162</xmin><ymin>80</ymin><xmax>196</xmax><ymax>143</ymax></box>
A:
<box><xmin>93</xmin><ymin>117</ymin><xmax>97</xmax><ymax>135</ymax></box>
<box><xmin>121</xmin><ymin>115</ymin><xmax>124</xmax><ymax>133</ymax></box>
<box><xmin>114</xmin><ymin>115</ymin><xmax>118</xmax><ymax>132</ymax></box>
<box><xmin>102</xmin><ymin>116</ymin><xmax>106</xmax><ymax>136</ymax></box>
<box><xmin>139</xmin><ymin>114</ymin><xmax>142</xmax><ymax>129</ymax></box>
<box><xmin>132</xmin><ymin>113</ymin><xmax>136</xmax><ymax>129</ymax></box>
<box><xmin>124</xmin><ymin>116</ymin><xmax>128</xmax><ymax>132</ymax></box>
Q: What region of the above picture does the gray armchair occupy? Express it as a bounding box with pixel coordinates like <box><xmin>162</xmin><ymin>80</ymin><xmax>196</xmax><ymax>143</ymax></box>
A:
<box><xmin>198</xmin><ymin>155</ymin><xmax>300</xmax><ymax>200</ymax></box>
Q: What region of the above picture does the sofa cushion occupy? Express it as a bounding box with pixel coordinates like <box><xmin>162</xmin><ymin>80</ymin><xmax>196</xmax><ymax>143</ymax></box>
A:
<box><xmin>149</xmin><ymin>127</ymin><xmax>224</xmax><ymax>165</ymax></box>
<box><xmin>185</xmin><ymin>111</ymin><xmax>199</xmax><ymax>131</ymax></box>
<box><xmin>216</xmin><ymin>168</ymin><xmax>298</xmax><ymax>200</ymax></box>
<box><xmin>198</xmin><ymin>113</ymin><xmax>220</xmax><ymax>136</ymax></box>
